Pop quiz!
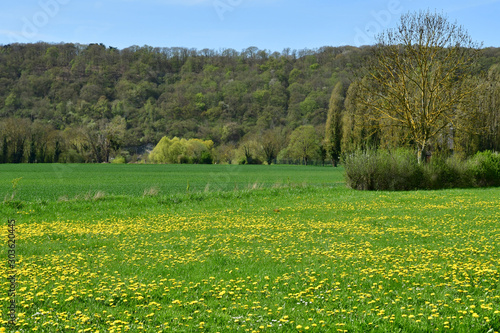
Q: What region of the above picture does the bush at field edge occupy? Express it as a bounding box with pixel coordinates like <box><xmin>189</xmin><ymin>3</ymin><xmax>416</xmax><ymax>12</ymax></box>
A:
<box><xmin>344</xmin><ymin>149</ymin><xmax>500</xmax><ymax>191</ymax></box>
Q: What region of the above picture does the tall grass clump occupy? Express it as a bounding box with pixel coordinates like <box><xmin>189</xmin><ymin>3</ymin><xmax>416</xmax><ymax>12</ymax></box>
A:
<box><xmin>344</xmin><ymin>149</ymin><xmax>500</xmax><ymax>191</ymax></box>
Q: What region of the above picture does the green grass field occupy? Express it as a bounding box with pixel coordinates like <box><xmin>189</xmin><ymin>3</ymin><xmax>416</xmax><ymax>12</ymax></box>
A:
<box><xmin>1</xmin><ymin>164</ymin><xmax>499</xmax><ymax>332</ymax></box>
<box><xmin>0</xmin><ymin>164</ymin><xmax>344</xmax><ymax>202</ymax></box>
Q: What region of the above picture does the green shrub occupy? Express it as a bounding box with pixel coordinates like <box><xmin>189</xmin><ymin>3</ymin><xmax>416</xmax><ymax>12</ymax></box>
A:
<box><xmin>344</xmin><ymin>149</ymin><xmax>422</xmax><ymax>191</ymax></box>
<box><xmin>343</xmin><ymin>149</ymin><xmax>379</xmax><ymax>190</ymax></box>
<box><xmin>376</xmin><ymin>149</ymin><xmax>423</xmax><ymax>191</ymax></box>
<box><xmin>178</xmin><ymin>154</ymin><xmax>189</xmax><ymax>164</ymax></box>
<box><xmin>469</xmin><ymin>151</ymin><xmax>500</xmax><ymax>187</ymax></box>
<box><xmin>111</xmin><ymin>155</ymin><xmax>126</xmax><ymax>164</ymax></box>
<box><xmin>423</xmin><ymin>155</ymin><xmax>474</xmax><ymax>189</ymax></box>
<box><xmin>344</xmin><ymin>149</ymin><xmax>500</xmax><ymax>191</ymax></box>
<box><xmin>200</xmin><ymin>151</ymin><xmax>213</xmax><ymax>164</ymax></box>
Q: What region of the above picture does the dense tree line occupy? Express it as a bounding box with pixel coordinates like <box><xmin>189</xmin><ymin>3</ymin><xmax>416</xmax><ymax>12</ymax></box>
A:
<box><xmin>0</xmin><ymin>42</ymin><xmax>499</xmax><ymax>163</ymax></box>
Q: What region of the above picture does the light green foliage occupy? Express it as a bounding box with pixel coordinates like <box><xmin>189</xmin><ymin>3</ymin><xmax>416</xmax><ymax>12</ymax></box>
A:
<box><xmin>149</xmin><ymin>137</ymin><xmax>214</xmax><ymax>164</ymax></box>
<box><xmin>111</xmin><ymin>155</ymin><xmax>126</xmax><ymax>164</ymax></box>
<box><xmin>341</xmin><ymin>79</ymin><xmax>382</xmax><ymax>153</ymax></box>
<box><xmin>286</xmin><ymin>125</ymin><xmax>321</xmax><ymax>165</ymax></box>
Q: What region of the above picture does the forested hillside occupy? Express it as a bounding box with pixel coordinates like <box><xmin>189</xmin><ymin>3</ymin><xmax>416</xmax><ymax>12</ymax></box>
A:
<box><xmin>1</xmin><ymin>42</ymin><xmax>499</xmax><ymax>163</ymax></box>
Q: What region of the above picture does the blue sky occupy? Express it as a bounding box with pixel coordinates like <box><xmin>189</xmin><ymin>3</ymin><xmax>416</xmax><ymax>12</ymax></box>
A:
<box><xmin>1</xmin><ymin>0</ymin><xmax>499</xmax><ymax>51</ymax></box>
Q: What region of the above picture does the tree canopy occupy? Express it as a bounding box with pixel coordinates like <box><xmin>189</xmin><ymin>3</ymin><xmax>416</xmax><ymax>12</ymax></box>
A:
<box><xmin>0</xmin><ymin>36</ymin><xmax>499</xmax><ymax>164</ymax></box>
<box><xmin>362</xmin><ymin>10</ymin><xmax>482</xmax><ymax>162</ymax></box>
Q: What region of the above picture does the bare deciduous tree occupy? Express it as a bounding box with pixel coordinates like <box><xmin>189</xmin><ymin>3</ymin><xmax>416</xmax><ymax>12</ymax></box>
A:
<box><xmin>363</xmin><ymin>10</ymin><xmax>482</xmax><ymax>163</ymax></box>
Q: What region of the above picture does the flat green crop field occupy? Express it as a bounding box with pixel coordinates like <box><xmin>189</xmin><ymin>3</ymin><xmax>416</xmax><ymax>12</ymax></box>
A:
<box><xmin>0</xmin><ymin>164</ymin><xmax>344</xmax><ymax>202</ymax></box>
<box><xmin>1</xmin><ymin>164</ymin><xmax>499</xmax><ymax>332</ymax></box>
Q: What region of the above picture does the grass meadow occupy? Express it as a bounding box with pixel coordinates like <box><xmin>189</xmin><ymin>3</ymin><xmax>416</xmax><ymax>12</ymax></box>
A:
<box><xmin>0</xmin><ymin>164</ymin><xmax>499</xmax><ymax>332</ymax></box>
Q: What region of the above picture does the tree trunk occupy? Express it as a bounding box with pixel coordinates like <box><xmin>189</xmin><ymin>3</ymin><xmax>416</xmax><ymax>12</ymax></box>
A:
<box><xmin>417</xmin><ymin>145</ymin><xmax>425</xmax><ymax>164</ymax></box>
